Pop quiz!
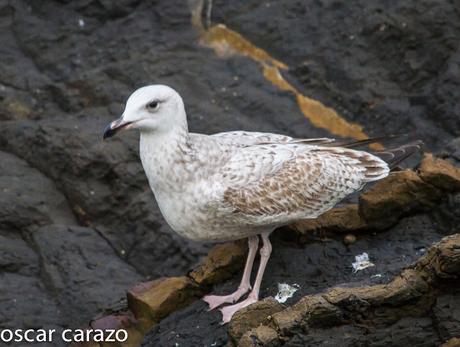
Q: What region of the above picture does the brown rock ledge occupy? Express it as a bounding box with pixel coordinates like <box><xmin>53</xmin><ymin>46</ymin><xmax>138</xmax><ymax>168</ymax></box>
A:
<box><xmin>228</xmin><ymin>234</ymin><xmax>460</xmax><ymax>346</ymax></box>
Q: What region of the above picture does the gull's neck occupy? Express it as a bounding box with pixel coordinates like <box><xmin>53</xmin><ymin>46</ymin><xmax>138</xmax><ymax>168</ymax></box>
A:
<box><xmin>139</xmin><ymin>121</ymin><xmax>191</xmax><ymax>193</ymax></box>
<box><xmin>140</xmin><ymin>122</ymin><xmax>189</xmax><ymax>154</ymax></box>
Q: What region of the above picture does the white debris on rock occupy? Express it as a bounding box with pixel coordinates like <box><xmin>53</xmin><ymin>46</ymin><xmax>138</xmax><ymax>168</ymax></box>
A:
<box><xmin>274</xmin><ymin>283</ymin><xmax>300</xmax><ymax>303</ymax></box>
<box><xmin>352</xmin><ymin>252</ymin><xmax>375</xmax><ymax>273</ymax></box>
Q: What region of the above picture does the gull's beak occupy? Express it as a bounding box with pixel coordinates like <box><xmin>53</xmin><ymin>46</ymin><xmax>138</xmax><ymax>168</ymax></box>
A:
<box><xmin>103</xmin><ymin>117</ymin><xmax>132</xmax><ymax>140</ymax></box>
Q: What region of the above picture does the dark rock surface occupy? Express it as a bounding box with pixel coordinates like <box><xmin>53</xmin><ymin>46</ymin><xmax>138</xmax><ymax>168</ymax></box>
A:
<box><xmin>1</xmin><ymin>0</ymin><xmax>460</xmax><ymax>346</ymax></box>
<box><xmin>33</xmin><ymin>225</ymin><xmax>142</xmax><ymax>323</ymax></box>
<box><xmin>143</xmin><ymin>201</ymin><xmax>460</xmax><ymax>346</ymax></box>
<box><xmin>284</xmin><ymin>317</ymin><xmax>441</xmax><ymax>347</ymax></box>
<box><xmin>212</xmin><ymin>0</ymin><xmax>460</xmax><ymax>150</ymax></box>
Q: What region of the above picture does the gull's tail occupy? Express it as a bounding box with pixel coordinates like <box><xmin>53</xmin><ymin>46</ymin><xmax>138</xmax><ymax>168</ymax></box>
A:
<box><xmin>329</xmin><ymin>135</ymin><xmax>425</xmax><ymax>170</ymax></box>
<box><xmin>374</xmin><ymin>140</ymin><xmax>424</xmax><ymax>169</ymax></box>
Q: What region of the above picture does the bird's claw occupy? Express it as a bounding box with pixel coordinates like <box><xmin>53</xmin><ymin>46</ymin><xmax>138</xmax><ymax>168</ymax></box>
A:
<box><xmin>203</xmin><ymin>294</ymin><xmax>235</xmax><ymax>311</ymax></box>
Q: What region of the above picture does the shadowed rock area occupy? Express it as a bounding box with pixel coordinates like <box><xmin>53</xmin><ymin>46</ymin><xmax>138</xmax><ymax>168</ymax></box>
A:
<box><xmin>1</xmin><ymin>0</ymin><xmax>460</xmax><ymax>346</ymax></box>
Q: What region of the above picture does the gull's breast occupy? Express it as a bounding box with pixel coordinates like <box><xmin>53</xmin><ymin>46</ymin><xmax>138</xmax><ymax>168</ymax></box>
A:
<box><xmin>154</xmin><ymin>182</ymin><xmax>256</xmax><ymax>242</ymax></box>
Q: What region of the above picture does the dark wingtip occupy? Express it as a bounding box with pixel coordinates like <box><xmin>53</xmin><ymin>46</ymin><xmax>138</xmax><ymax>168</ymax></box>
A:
<box><xmin>375</xmin><ymin>140</ymin><xmax>425</xmax><ymax>168</ymax></box>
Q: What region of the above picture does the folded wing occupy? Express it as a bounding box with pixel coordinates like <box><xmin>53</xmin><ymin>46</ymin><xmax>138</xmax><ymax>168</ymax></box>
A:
<box><xmin>217</xmin><ymin>144</ymin><xmax>389</xmax><ymax>225</ymax></box>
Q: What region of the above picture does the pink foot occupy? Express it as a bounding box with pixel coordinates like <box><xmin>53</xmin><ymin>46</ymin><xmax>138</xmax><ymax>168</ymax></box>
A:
<box><xmin>219</xmin><ymin>296</ymin><xmax>258</xmax><ymax>324</ymax></box>
<box><xmin>203</xmin><ymin>286</ymin><xmax>250</xmax><ymax>310</ymax></box>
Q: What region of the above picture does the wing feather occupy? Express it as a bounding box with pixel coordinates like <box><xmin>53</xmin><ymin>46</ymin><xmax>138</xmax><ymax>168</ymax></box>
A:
<box><xmin>211</xmin><ymin>131</ymin><xmax>399</xmax><ymax>149</ymax></box>
<box><xmin>211</xmin><ymin>131</ymin><xmax>335</xmax><ymax>147</ymax></box>
<box><xmin>218</xmin><ymin>145</ymin><xmax>389</xmax><ymax>225</ymax></box>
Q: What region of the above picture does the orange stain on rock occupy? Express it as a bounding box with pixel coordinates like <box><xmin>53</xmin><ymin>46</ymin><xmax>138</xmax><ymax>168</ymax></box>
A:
<box><xmin>203</xmin><ymin>24</ymin><xmax>288</xmax><ymax>70</ymax></box>
<box><xmin>192</xmin><ymin>3</ymin><xmax>382</xmax><ymax>149</ymax></box>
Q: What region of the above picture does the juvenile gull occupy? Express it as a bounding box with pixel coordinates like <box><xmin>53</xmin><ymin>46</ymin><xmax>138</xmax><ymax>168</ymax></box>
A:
<box><xmin>103</xmin><ymin>85</ymin><xmax>422</xmax><ymax>323</ymax></box>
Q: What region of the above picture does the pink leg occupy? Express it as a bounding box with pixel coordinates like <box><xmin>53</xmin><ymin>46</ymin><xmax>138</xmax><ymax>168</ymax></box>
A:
<box><xmin>203</xmin><ymin>235</ymin><xmax>259</xmax><ymax>310</ymax></box>
<box><xmin>220</xmin><ymin>232</ymin><xmax>272</xmax><ymax>324</ymax></box>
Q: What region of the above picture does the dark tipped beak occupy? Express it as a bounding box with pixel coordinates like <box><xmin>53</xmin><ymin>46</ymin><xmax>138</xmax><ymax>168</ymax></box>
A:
<box><xmin>103</xmin><ymin>117</ymin><xmax>132</xmax><ymax>140</ymax></box>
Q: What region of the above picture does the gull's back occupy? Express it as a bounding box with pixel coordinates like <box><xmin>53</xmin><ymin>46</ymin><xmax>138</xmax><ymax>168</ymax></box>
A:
<box><xmin>176</xmin><ymin>131</ymin><xmax>423</xmax><ymax>242</ymax></box>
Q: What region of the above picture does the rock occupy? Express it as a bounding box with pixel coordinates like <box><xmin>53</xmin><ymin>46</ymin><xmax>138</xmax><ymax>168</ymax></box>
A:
<box><xmin>190</xmin><ymin>240</ymin><xmax>247</xmax><ymax>286</ymax></box>
<box><xmin>359</xmin><ymin>171</ymin><xmax>442</xmax><ymax>229</ymax></box>
<box><xmin>285</xmin><ymin>317</ymin><xmax>441</xmax><ymax>347</ymax></box>
<box><xmin>0</xmin><ymin>242</ymin><xmax>63</xmax><ymax>330</ymax></box>
<box><xmin>142</xmin><ymin>207</ymin><xmax>455</xmax><ymax>345</ymax></box>
<box><xmin>238</xmin><ymin>326</ymin><xmax>280</xmax><ymax>347</ymax></box>
<box><xmin>343</xmin><ymin>234</ymin><xmax>357</xmax><ymax>245</ymax></box>
<box><xmin>0</xmin><ymin>151</ymin><xmax>76</xmax><ymax>231</ymax></box>
<box><xmin>0</xmin><ymin>235</ymin><xmax>38</xmax><ymax>275</ymax></box>
<box><xmin>290</xmin><ymin>204</ymin><xmax>367</xmax><ymax>234</ymax></box>
<box><xmin>228</xmin><ymin>298</ymin><xmax>284</xmax><ymax>344</ymax></box>
<box><xmin>432</xmin><ymin>293</ymin><xmax>460</xmax><ymax>341</ymax></box>
<box><xmin>212</xmin><ymin>0</ymin><xmax>460</xmax><ymax>150</ymax></box>
<box><xmin>69</xmin><ymin>312</ymin><xmax>144</xmax><ymax>347</ymax></box>
<box><xmin>127</xmin><ymin>276</ymin><xmax>203</xmax><ymax>329</ymax></box>
<box><xmin>442</xmin><ymin>138</ymin><xmax>460</xmax><ymax>164</ymax></box>
<box><xmin>226</xmin><ymin>233</ymin><xmax>460</xmax><ymax>345</ymax></box>
<box><xmin>442</xmin><ymin>338</ymin><xmax>460</xmax><ymax>347</ymax></box>
<box><xmin>0</xmin><ymin>98</ymin><xmax>32</xmax><ymax>120</ymax></box>
<box><xmin>418</xmin><ymin>234</ymin><xmax>460</xmax><ymax>279</ymax></box>
<box><xmin>419</xmin><ymin>153</ymin><xmax>460</xmax><ymax>192</ymax></box>
<box><xmin>272</xmin><ymin>295</ymin><xmax>342</xmax><ymax>335</ymax></box>
<box><xmin>33</xmin><ymin>225</ymin><xmax>142</xmax><ymax>326</ymax></box>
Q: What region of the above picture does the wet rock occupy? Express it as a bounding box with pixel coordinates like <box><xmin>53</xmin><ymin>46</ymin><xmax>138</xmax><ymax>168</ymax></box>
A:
<box><xmin>418</xmin><ymin>234</ymin><xmax>460</xmax><ymax>279</ymax></box>
<box><xmin>284</xmin><ymin>317</ymin><xmax>441</xmax><ymax>347</ymax></box>
<box><xmin>70</xmin><ymin>312</ymin><xmax>144</xmax><ymax>347</ymax></box>
<box><xmin>127</xmin><ymin>276</ymin><xmax>203</xmax><ymax>329</ymax></box>
<box><xmin>290</xmin><ymin>204</ymin><xmax>367</xmax><ymax>234</ymax></box>
<box><xmin>229</xmin><ymin>234</ymin><xmax>460</xmax><ymax>346</ymax></box>
<box><xmin>0</xmin><ymin>97</ymin><xmax>32</xmax><ymax>120</ymax></box>
<box><xmin>238</xmin><ymin>326</ymin><xmax>280</xmax><ymax>347</ymax></box>
<box><xmin>432</xmin><ymin>293</ymin><xmax>460</xmax><ymax>341</ymax></box>
<box><xmin>33</xmin><ymin>225</ymin><xmax>142</xmax><ymax>325</ymax></box>
<box><xmin>0</xmin><ymin>151</ymin><xmax>75</xmax><ymax>231</ymax></box>
<box><xmin>0</xmin><ymin>235</ymin><xmax>38</xmax><ymax>275</ymax></box>
<box><xmin>443</xmin><ymin>138</ymin><xmax>460</xmax><ymax>164</ymax></box>
<box><xmin>0</xmin><ymin>239</ymin><xmax>63</xmax><ymax>330</ymax></box>
<box><xmin>442</xmin><ymin>338</ymin><xmax>460</xmax><ymax>347</ymax></box>
<box><xmin>359</xmin><ymin>170</ymin><xmax>442</xmax><ymax>229</ymax></box>
<box><xmin>143</xmin><ymin>206</ymin><xmax>455</xmax><ymax>345</ymax></box>
<box><xmin>228</xmin><ymin>298</ymin><xmax>284</xmax><ymax>344</ymax></box>
<box><xmin>190</xmin><ymin>240</ymin><xmax>247</xmax><ymax>287</ymax></box>
<box><xmin>343</xmin><ymin>234</ymin><xmax>357</xmax><ymax>245</ymax></box>
<box><xmin>141</xmin><ymin>299</ymin><xmax>229</xmax><ymax>347</ymax></box>
<box><xmin>212</xmin><ymin>0</ymin><xmax>460</xmax><ymax>150</ymax></box>
<box><xmin>272</xmin><ymin>295</ymin><xmax>342</xmax><ymax>335</ymax></box>
<box><xmin>419</xmin><ymin>153</ymin><xmax>460</xmax><ymax>192</ymax></box>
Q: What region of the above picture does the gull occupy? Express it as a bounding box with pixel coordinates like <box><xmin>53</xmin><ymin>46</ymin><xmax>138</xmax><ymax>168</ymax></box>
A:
<box><xmin>103</xmin><ymin>85</ymin><xmax>422</xmax><ymax>323</ymax></box>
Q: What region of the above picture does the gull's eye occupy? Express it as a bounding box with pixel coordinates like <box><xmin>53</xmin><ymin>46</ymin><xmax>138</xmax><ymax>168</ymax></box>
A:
<box><xmin>146</xmin><ymin>100</ymin><xmax>160</xmax><ymax>111</ymax></box>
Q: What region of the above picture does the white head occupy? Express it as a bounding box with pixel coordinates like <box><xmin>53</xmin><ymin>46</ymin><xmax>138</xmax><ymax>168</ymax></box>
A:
<box><xmin>103</xmin><ymin>85</ymin><xmax>187</xmax><ymax>139</ymax></box>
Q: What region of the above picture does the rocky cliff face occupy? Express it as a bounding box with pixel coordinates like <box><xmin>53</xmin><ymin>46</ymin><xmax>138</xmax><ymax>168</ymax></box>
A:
<box><xmin>1</xmin><ymin>1</ymin><xmax>460</xmax><ymax>346</ymax></box>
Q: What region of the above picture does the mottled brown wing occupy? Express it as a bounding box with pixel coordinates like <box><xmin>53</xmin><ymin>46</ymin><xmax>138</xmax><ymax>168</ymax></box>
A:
<box><xmin>220</xmin><ymin>146</ymin><xmax>389</xmax><ymax>225</ymax></box>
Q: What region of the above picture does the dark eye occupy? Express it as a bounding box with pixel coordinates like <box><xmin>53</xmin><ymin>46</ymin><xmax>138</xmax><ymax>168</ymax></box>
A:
<box><xmin>147</xmin><ymin>100</ymin><xmax>160</xmax><ymax>111</ymax></box>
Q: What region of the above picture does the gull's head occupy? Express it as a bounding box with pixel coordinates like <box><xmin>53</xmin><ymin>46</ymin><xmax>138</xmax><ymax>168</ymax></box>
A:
<box><xmin>103</xmin><ymin>85</ymin><xmax>185</xmax><ymax>139</ymax></box>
